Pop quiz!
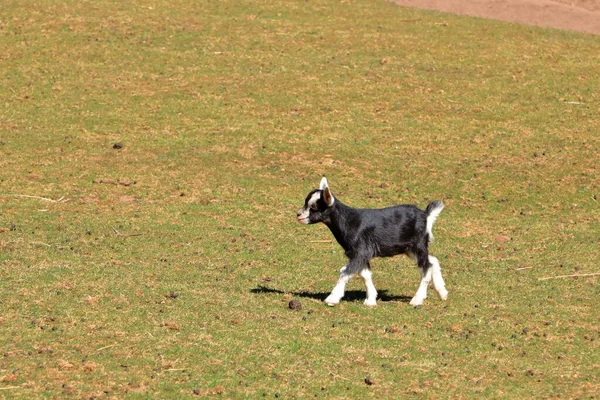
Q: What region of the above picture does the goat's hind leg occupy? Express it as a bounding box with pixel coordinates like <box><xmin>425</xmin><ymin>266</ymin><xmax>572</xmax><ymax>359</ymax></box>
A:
<box><xmin>409</xmin><ymin>251</ymin><xmax>432</xmax><ymax>307</ymax></box>
<box><xmin>429</xmin><ymin>255</ymin><xmax>448</xmax><ymax>301</ymax></box>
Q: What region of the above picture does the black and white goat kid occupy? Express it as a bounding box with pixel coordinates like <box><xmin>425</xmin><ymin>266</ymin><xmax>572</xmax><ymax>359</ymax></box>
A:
<box><xmin>297</xmin><ymin>177</ymin><xmax>448</xmax><ymax>307</ymax></box>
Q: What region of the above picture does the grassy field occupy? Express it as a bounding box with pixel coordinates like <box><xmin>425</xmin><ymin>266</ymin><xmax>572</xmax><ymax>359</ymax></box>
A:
<box><xmin>1</xmin><ymin>0</ymin><xmax>599</xmax><ymax>398</ymax></box>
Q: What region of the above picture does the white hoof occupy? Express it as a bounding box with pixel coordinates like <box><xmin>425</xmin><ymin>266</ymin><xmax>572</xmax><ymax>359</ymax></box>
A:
<box><xmin>364</xmin><ymin>299</ymin><xmax>377</xmax><ymax>307</ymax></box>
<box><xmin>409</xmin><ymin>296</ymin><xmax>424</xmax><ymax>307</ymax></box>
<box><xmin>437</xmin><ymin>289</ymin><xmax>448</xmax><ymax>301</ymax></box>
<box><xmin>324</xmin><ymin>295</ymin><xmax>340</xmax><ymax>306</ymax></box>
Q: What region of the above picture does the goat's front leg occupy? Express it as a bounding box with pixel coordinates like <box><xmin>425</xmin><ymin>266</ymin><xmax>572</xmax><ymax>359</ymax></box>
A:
<box><xmin>324</xmin><ymin>264</ymin><xmax>354</xmax><ymax>306</ymax></box>
<box><xmin>359</xmin><ymin>267</ymin><xmax>378</xmax><ymax>306</ymax></box>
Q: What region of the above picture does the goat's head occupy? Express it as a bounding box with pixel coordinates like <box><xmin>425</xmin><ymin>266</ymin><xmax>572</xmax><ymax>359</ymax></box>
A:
<box><xmin>296</xmin><ymin>177</ymin><xmax>335</xmax><ymax>224</ymax></box>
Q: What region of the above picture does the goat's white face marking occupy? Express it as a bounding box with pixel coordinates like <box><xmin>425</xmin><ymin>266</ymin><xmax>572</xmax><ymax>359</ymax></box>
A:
<box><xmin>297</xmin><ymin>178</ymin><xmax>336</xmax><ymax>224</ymax></box>
<box><xmin>296</xmin><ymin>208</ymin><xmax>310</xmax><ymax>223</ymax></box>
<box><xmin>307</xmin><ymin>191</ymin><xmax>321</xmax><ymax>209</ymax></box>
<box><xmin>296</xmin><ymin>191</ymin><xmax>321</xmax><ymax>224</ymax></box>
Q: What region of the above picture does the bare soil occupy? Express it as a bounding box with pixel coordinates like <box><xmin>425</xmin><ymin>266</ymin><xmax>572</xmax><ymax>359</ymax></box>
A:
<box><xmin>390</xmin><ymin>0</ymin><xmax>600</xmax><ymax>34</ymax></box>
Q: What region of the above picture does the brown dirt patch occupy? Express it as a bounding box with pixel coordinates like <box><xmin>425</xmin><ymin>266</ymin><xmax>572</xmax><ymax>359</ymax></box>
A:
<box><xmin>389</xmin><ymin>0</ymin><xmax>600</xmax><ymax>35</ymax></box>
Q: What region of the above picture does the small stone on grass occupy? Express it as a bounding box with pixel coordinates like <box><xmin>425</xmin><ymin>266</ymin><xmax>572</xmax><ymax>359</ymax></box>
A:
<box><xmin>288</xmin><ymin>300</ymin><xmax>302</xmax><ymax>311</ymax></box>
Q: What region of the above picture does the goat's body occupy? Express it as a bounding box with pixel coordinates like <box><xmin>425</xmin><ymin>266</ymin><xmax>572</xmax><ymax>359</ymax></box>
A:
<box><xmin>327</xmin><ymin>202</ymin><xmax>429</xmax><ymax>261</ymax></box>
<box><xmin>297</xmin><ymin>178</ymin><xmax>447</xmax><ymax>307</ymax></box>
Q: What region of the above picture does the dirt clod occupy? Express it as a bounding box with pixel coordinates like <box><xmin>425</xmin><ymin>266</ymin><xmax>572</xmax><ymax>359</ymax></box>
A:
<box><xmin>288</xmin><ymin>300</ymin><xmax>302</xmax><ymax>311</ymax></box>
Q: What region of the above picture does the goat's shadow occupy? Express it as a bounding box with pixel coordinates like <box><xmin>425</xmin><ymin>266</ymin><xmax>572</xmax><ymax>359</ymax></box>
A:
<box><xmin>251</xmin><ymin>285</ymin><xmax>412</xmax><ymax>303</ymax></box>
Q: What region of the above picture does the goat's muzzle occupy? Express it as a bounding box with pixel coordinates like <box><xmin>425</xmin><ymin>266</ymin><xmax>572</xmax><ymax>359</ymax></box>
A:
<box><xmin>296</xmin><ymin>209</ymin><xmax>310</xmax><ymax>224</ymax></box>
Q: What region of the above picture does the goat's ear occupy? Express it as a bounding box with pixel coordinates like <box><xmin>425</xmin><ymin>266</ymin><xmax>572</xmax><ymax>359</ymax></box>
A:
<box><xmin>323</xmin><ymin>186</ymin><xmax>335</xmax><ymax>207</ymax></box>
<box><xmin>319</xmin><ymin>177</ymin><xmax>329</xmax><ymax>190</ymax></box>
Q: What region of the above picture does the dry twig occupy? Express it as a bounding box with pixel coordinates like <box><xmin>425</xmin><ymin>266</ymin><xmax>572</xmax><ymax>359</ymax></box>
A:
<box><xmin>30</xmin><ymin>241</ymin><xmax>51</xmax><ymax>247</ymax></box>
<box><xmin>0</xmin><ymin>194</ymin><xmax>66</xmax><ymax>203</ymax></box>
<box><xmin>538</xmin><ymin>272</ymin><xmax>600</xmax><ymax>281</ymax></box>
<box><xmin>93</xmin><ymin>179</ymin><xmax>136</xmax><ymax>187</ymax></box>
<box><xmin>112</xmin><ymin>226</ymin><xmax>143</xmax><ymax>238</ymax></box>
<box><xmin>96</xmin><ymin>344</ymin><xmax>117</xmax><ymax>352</ymax></box>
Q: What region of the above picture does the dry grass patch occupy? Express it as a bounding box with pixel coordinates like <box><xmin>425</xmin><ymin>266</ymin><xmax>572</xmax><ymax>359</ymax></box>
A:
<box><xmin>1</xmin><ymin>0</ymin><xmax>599</xmax><ymax>398</ymax></box>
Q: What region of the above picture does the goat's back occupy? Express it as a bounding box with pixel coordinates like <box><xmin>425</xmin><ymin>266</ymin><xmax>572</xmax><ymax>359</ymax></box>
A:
<box><xmin>345</xmin><ymin>204</ymin><xmax>428</xmax><ymax>258</ymax></box>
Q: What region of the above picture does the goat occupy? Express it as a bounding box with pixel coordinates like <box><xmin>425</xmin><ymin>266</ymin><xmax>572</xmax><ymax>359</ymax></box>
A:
<box><xmin>296</xmin><ymin>177</ymin><xmax>448</xmax><ymax>307</ymax></box>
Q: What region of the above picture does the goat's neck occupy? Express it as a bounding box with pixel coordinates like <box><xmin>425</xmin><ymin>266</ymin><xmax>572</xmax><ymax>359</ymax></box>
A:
<box><xmin>324</xmin><ymin>200</ymin><xmax>358</xmax><ymax>254</ymax></box>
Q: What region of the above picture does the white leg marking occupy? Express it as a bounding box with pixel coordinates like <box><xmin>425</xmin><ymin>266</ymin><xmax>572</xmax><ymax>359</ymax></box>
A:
<box><xmin>429</xmin><ymin>255</ymin><xmax>448</xmax><ymax>301</ymax></box>
<box><xmin>325</xmin><ymin>266</ymin><xmax>353</xmax><ymax>306</ymax></box>
<box><xmin>410</xmin><ymin>266</ymin><xmax>432</xmax><ymax>306</ymax></box>
<box><xmin>359</xmin><ymin>268</ymin><xmax>378</xmax><ymax>306</ymax></box>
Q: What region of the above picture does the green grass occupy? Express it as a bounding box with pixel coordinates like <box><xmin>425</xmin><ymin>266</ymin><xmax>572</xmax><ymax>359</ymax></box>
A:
<box><xmin>1</xmin><ymin>0</ymin><xmax>599</xmax><ymax>397</ymax></box>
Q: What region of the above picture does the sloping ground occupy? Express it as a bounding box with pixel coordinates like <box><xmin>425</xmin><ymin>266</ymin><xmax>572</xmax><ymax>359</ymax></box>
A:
<box><xmin>390</xmin><ymin>0</ymin><xmax>600</xmax><ymax>34</ymax></box>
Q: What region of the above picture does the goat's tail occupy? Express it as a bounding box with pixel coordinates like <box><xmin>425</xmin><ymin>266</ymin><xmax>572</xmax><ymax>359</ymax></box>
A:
<box><xmin>425</xmin><ymin>201</ymin><xmax>444</xmax><ymax>243</ymax></box>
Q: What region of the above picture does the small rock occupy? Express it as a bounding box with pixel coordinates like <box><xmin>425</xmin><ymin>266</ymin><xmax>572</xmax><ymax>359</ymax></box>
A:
<box><xmin>168</xmin><ymin>291</ymin><xmax>180</xmax><ymax>299</ymax></box>
<box><xmin>364</xmin><ymin>377</ymin><xmax>373</xmax><ymax>386</ymax></box>
<box><xmin>288</xmin><ymin>300</ymin><xmax>302</xmax><ymax>311</ymax></box>
<box><xmin>113</xmin><ymin>142</ymin><xmax>123</xmax><ymax>149</ymax></box>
